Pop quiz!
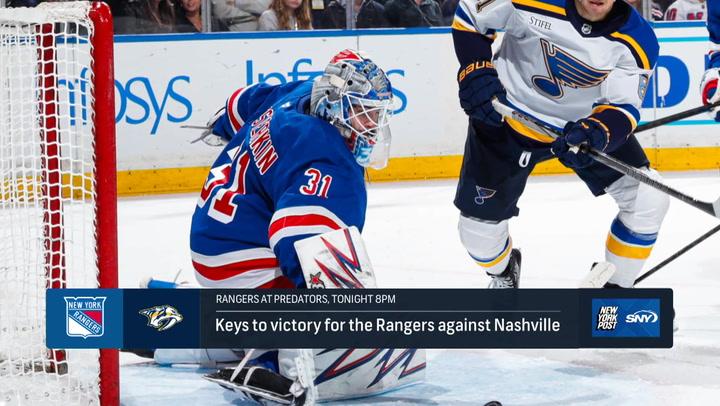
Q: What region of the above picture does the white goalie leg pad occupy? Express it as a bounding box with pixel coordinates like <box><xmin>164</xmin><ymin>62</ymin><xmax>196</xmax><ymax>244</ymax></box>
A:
<box><xmin>278</xmin><ymin>349</ymin><xmax>318</xmax><ymax>404</ymax></box>
<box><xmin>294</xmin><ymin>226</ymin><xmax>377</xmax><ymax>288</ymax></box>
<box><xmin>308</xmin><ymin>348</ymin><xmax>426</xmax><ymax>402</ymax></box>
<box><xmin>458</xmin><ymin>214</ymin><xmax>511</xmax><ymax>275</ymax></box>
<box><xmin>604</xmin><ymin>169</ymin><xmax>670</xmax><ymax>287</ymax></box>
<box><xmin>293</xmin><ymin>228</ymin><xmax>426</xmax><ymax>402</ymax></box>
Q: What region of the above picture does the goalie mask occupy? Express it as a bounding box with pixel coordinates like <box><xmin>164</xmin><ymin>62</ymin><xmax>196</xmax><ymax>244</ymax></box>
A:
<box><xmin>311</xmin><ymin>50</ymin><xmax>394</xmax><ymax>169</ymax></box>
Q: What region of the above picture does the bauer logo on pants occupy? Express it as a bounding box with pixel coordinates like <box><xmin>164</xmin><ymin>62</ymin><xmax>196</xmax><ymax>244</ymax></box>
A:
<box><xmin>64</xmin><ymin>296</ymin><xmax>106</xmax><ymax>338</ymax></box>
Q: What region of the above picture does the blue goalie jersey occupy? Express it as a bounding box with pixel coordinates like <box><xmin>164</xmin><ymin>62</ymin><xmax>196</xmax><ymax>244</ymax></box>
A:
<box><xmin>190</xmin><ymin>81</ymin><xmax>367</xmax><ymax>289</ymax></box>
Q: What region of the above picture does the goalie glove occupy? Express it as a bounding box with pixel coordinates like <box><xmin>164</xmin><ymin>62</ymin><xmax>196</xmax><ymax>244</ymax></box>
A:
<box><xmin>700</xmin><ymin>67</ymin><xmax>720</xmax><ymax>122</ymax></box>
<box><xmin>204</xmin><ymin>367</ymin><xmax>307</xmax><ymax>405</ymax></box>
<box><xmin>190</xmin><ymin>106</ymin><xmax>232</xmax><ymax>146</ymax></box>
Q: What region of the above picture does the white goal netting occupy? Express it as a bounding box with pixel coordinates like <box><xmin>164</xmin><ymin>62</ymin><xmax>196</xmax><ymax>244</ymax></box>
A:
<box><xmin>0</xmin><ymin>2</ymin><xmax>110</xmax><ymax>405</ymax></box>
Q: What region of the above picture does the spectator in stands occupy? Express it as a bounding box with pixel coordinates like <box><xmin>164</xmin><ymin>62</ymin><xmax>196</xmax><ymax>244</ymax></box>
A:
<box><xmin>176</xmin><ymin>0</ymin><xmax>203</xmax><ymax>31</ymax></box>
<box><xmin>624</xmin><ymin>0</ymin><xmax>642</xmax><ymax>11</ymax></box>
<box><xmin>258</xmin><ymin>0</ymin><xmax>313</xmax><ymax>30</ymax></box>
<box><xmin>652</xmin><ymin>1</ymin><xmax>667</xmax><ymax>20</ymax></box>
<box><xmin>384</xmin><ymin>0</ymin><xmax>443</xmax><ymax>27</ymax></box>
<box><xmin>315</xmin><ymin>0</ymin><xmax>389</xmax><ymax>29</ymax></box>
<box><xmin>114</xmin><ymin>0</ymin><xmax>176</xmax><ymax>34</ymax></box>
<box><xmin>176</xmin><ymin>0</ymin><xmax>230</xmax><ymax>32</ymax></box>
<box><xmin>6</xmin><ymin>0</ymin><xmax>41</xmax><ymax>6</ymax></box>
<box><xmin>211</xmin><ymin>0</ymin><xmax>271</xmax><ymax>31</ymax></box>
<box><xmin>440</xmin><ymin>0</ymin><xmax>458</xmax><ymax>26</ymax></box>
<box><xmin>310</xmin><ymin>1</ymin><xmax>328</xmax><ymax>27</ymax></box>
<box><xmin>665</xmin><ymin>0</ymin><xmax>706</xmax><ymax>21</ymax></box>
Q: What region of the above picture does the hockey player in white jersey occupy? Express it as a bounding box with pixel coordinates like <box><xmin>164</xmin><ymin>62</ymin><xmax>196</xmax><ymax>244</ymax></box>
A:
<box><xmin>700</xmin><ymin>0</ymin><xmax>720</xmax><ymax>120</ymax></box>
<box><xmin>664</xmin><ymin>0</ymin><xmax>706</xmax><ymax>21</ymax></box>
<box><xmin>451</xmin><ymin>0</ymin><xmax>669</xmax><ymax>289</ymax></box>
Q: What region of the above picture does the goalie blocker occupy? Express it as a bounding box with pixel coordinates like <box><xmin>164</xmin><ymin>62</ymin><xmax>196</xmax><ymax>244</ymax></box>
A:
<box><xmin>204</xmin><ymin>227</ymin><xmax>426</xmax><ymax>405</ymax></box>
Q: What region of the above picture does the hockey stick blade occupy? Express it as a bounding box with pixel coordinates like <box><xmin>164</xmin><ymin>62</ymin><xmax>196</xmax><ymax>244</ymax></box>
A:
<box><xmin>579</xmin><ymin>262</ymin><xmax>616</xmax><ymax>288</ymax></box>
<box><xmin>492</xmin><ymin>99</ymin><xmax>720</xmax><ymax>219</ymax></box>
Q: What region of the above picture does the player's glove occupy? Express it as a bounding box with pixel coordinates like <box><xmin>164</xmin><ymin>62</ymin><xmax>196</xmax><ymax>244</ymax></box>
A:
<box><xmin>700</xmin><ymin>66</ymin><xmax>720</xmax><ymax>122</ymax></box>
<box><xmin>551</xmin><ymin>118</ymin><xmax>609</xmax><ymax>169</ymax></box>
<box><xmin>457</xmin><ymin>60</ymin><xmax>506</xmax><ymax>127</ymax></box>
<box><xmin>190</xmin><ymin>106</ymin><xmax>232</xmax><ymax>146</ymax></box>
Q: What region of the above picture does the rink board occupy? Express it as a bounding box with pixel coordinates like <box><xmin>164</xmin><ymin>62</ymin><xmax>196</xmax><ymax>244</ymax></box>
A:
<box><xmin>106</xmin><ymin>24</ymin><xmax>718</xmax><ymax>194</ymax></box>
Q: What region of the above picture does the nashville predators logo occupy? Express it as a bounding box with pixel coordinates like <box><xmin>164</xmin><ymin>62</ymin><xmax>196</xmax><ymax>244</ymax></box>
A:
<box><xmin>532</xmin><ymin>39</ymin><xmax>611</xmax><ymax>99</ymax></box>
<box><xmin>139</xmin><ymin>305</ymin><xmax>184</xmax><ymax>332</ymax></box>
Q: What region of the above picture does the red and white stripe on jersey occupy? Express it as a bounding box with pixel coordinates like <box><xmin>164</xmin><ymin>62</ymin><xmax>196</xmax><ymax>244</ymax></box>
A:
<box><xmin>226</xmin><ymin>85</ymin><xmax>253</xmax><ymax>133</ymax></box>
<box><xmin>192</xmin><ymin>247</ymin><xmax>282</xmax><ymax>288</ymax></box>
<box><xmin>268</xmin><ymin>205</ymin><xmax>348</xmax><ymax>250</ymax></box>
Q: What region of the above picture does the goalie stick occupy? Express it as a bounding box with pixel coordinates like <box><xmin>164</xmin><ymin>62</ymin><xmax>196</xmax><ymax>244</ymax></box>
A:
<box><xmin>491</xmin><ymin>99</ymin><xmax>720</xmax><ymax>219</ymax></box>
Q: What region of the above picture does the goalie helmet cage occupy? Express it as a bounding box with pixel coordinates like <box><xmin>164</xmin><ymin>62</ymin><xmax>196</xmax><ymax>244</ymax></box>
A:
<box><xmin>0</xmin><ymin>2</ymin><xmax>118</xmax><ymax>405</ymax></box>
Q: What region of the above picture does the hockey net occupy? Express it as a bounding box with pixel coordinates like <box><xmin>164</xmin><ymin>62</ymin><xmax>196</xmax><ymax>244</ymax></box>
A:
<box><xmin>0</xmin><ymin>2</ymin><xmax>117</xmax><ymax>405</ymax></box>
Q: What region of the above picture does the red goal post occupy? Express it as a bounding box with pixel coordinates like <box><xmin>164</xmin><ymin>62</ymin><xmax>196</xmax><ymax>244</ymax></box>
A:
<box><xmin>0</xmin><ymin>2</ymin><xmax>117</xmax><ymax>405</ymax></box>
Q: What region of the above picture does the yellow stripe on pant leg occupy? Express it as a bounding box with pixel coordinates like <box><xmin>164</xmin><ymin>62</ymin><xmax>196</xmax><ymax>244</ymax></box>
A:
<box><xmin>476</xmin><ymin>241</ymin><xmax>512</xmax><ymax>268</ymax></box>
<box><xmin>606</xmin><ymin>234</ymin><xmax>653</xmax><ymax>260</ymax></box>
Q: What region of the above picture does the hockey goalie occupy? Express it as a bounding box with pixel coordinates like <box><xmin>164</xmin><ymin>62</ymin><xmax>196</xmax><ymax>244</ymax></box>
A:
<box><xmin>181</xmin><ymin>49</ymin><xmax>426</xmax><ymax>404</ymax></box>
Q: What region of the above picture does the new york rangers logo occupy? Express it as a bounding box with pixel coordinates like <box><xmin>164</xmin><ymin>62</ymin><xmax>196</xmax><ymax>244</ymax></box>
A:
<box><xmin>532</xmin><ymin>39</ymin><xmax>611</xmax><ymax>98</ymax></box>
<box><xmin>65</xmin><ymin>296</ymin><xmax>106</xmax><ymax>338</ymax></box>
<box><xmin>474</xmin><ymin>186</ymin><xmax>496</xmax><ymax>205</ymax></box>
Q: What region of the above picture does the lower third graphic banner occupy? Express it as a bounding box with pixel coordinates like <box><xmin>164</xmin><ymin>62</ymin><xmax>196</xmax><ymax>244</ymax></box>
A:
<box><xmin>46</xmin><ymin>288</ymin><xmax>673</xmax><ymax>349</ymax></box>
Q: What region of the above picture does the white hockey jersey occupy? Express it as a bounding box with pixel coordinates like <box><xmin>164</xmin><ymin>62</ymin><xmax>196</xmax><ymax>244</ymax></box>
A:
<box><xmin>452</xmin><ymin>0</ymin><xmax>658</xmax><ymax>145</ymax></box>
<box><xmin>664</xmin><ymin>0</ymin><xmax>706</xmax><ymax>21</ymax></box>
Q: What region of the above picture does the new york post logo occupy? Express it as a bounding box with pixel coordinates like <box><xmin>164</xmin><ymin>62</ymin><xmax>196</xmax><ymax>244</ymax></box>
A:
<box><xmin>592</xmin><ymin>298</ymin><xmax>660</xmax><ymax>338</ymax></box>
<box><xmin>64</xmin><ymin>296</ymin><xmax>106</xmax><ymax>338</ymax></box>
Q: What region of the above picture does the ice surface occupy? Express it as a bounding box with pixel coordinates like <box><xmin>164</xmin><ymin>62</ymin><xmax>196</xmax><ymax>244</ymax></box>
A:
<box><xmin>119</xmin><ymin>171</ymin><xmax>720</xmax><ymax>405</ymax></box>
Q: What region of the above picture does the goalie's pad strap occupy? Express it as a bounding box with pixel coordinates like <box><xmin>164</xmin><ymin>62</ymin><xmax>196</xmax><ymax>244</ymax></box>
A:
<box><xmin>204</xmin><ymin>367</ymin><xmax>306</xmax><ymax>405</ymax></box>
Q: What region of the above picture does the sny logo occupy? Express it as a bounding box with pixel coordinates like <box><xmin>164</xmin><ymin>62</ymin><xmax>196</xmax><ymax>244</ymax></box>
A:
<box><xmin>626</xmin><ymin>310</ymin><xmax>658</xmax><ymax>323</ymax></box>
<box><xmin>65</xmin><ymin>296</ymin><xmax>106</xmax><ymax>338</ymax></box>
<box><xmin>139</xmin><ymin>305</ymin><xmax>184</xmax><ymax>332</ymax></box>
